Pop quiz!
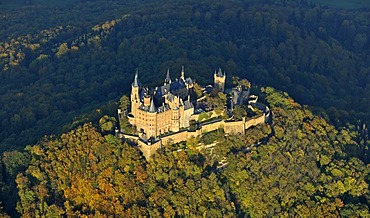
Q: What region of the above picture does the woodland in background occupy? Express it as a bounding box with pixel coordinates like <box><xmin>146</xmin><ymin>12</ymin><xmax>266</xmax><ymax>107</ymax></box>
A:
<box><xmin>0</xmin><ymin>0</ymin><xmax>369</xmax><ymax>152</ymax></box>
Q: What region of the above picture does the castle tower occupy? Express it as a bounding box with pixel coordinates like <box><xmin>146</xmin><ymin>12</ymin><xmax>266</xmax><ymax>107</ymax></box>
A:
<box><xmin>147</xmin><ymin>98</ymin><xmax>157</xmax><ymax>138</ymax></box>
<box><xmin>171</xmin><ymin>106</ymin><xmax>180</xmax><ymax>132</ymax></box>
<box><xmin>214</xmin><ymin>68</ymin><xmax>226</xmax><ymax>92</ymax></box>
<box><xmin>131</xmin><ymin>70</ymin><xmax>141</xmax><ymax>120</ymax></box>
<box><xmin>164</xmin><ymin>68</ymin><xmax>171</xmax><ymax>85</ymax></box>
<box><xmin>143</xmin><ymin>95</ymin><xmax>151</xmax><ymax>107</ymax></box>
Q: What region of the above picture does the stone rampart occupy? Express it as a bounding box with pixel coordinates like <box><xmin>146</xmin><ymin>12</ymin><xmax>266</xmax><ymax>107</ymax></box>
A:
<box><xmin>200</xmin><ymin>121</ymin><xmax>222</xmax><ymax>133</ymax></box>
<box><xmin>244</xmin><ymin>114</ymin><xmax>265</xmax><ymax>129</ymax></box>
<box><xmin>223</xmin><ymin>120</ymin><xmax>245</xmax><ymax>134</ymax></box>
<box><xmin>161</xmin><ymin>131</ymin><xmax>192</xmax><ymax>146</ymax></box>
<box><xmin>135</xmin><ymin>113</ymin><xmax>267</xmax><ymax>160</ymax></box>
<box><xmin>121</xmin><ymin>134</ymin><xmax>139</xmax><ymax>140</ymax></box>
<box><xmin>138</xmin><ymin>139</ymin><xmax>162</xmax><ymax>160</ymax></box>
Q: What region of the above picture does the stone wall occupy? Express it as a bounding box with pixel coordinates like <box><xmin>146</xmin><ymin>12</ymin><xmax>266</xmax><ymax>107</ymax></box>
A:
<box><xmin>138</xmin><ymin>139</ymin><xmax>162</xmax><ymax>160</ymax></box>
<box><xmin>135</xmin><ymin>113</ymin><xmax>266</xmax><ymax>160</ymax></box>
<box><xmin>161</xmin><ymin>131</ymin><xmax>192</xmax><ymax>146</ymax></box>
<box><xmin>223</xmin><ymin>119</ymin><xmax>245</xmax><ymax>134</ymax></box>
<box><xmin>200</xmin><ymin>122</ymin><xmax>222</xmax><ymax>133</ymax></box>
<box><xmin>244</xmin><ymin>114</ymin><xmax>265</xmax><ymax>129</ymax></box>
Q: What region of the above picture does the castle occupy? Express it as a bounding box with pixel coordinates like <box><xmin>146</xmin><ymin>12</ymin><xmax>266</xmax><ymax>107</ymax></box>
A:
<box><xmin>127</xmin><ymin>66</ymin><xmax>225</xmax><ymax>140</ymax></box>
<box><xmin>118</xmin><ymin>66</ymin><xmax>269</xmax><ymax>160</ymax></box>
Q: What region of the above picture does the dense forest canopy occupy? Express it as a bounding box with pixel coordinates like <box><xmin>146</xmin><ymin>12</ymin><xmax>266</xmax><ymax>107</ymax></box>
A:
<box><xmin>0</xmin><ymin>0</ymin><xmax>369</xmax><ymax>152</ymax></box>
<box><xmin>0</xmin><ymin>0</ymin><xmax>369</xmax><ymax>216</ymax></box>
<box><xmin>1</xmin><ymin>87</ymin><xmax>369</xmax><ymax>217</ymax></box>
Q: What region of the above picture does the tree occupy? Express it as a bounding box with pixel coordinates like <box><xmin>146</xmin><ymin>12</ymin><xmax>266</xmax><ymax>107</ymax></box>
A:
<box><xmin>205</xmin><ymin>91</ymin><xmax>226</xmax><ymax>114</ymax></box>
<box><xmin>99</xmin><ymin>115</ymin><xmax>117</xmax><ymax>133</ymax></box>
<box><xmin>232</xmin><ymin>105</ymin><xmax>246</xmax><ymax>121</ymax></box>
<box><xmin>193</xmin><ymin>83</ymin><xmax>203</xmax><ymax>99</ymax></box>
<box><xmin>232</xmin><ymin>76</ymin><xmax>251</xmax><ymax>89</ymax></box>
<box><xmin>119</xmin><ymin>95</ymin><xmax>130</xmax><ymax>111</ymax></box>
<box><xmin>189</xmin><ymin>120</ymin><xmax>198</xmax><ymax>131</ymax></box>
<box><xmin>2</xmin><ymin>151</ymin><xmax>30</xmax><ymax>178</ymax></box>
<box><xmin>56</xmin><ymin>43</ymin><xmax>69</xmax><ymax>57</ymax></box>
<box><xmin>16</xmin><ymin>124</ymin><xmax>147</xmax><ymax>217</ymax></box>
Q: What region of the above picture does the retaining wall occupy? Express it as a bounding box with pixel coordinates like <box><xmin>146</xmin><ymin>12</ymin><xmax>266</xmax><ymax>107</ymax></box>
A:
<box><xmin>135</xmin><ymin>114</ymin><xmax>266</xmax><ymax>160</ymax></box>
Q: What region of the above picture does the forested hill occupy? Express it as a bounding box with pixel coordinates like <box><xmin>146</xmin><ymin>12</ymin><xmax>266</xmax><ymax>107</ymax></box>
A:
<box><xmin>1</xmin><ymin>0</ymin><xmax>369</xmax><ymax>216</ymax></box>
<box><xmin>1</xmin><ymin>87</ymin><xmax>369</xmax><ymax>217</ymax></box>
<box><xmin>0</xmin><ymin>0</ymin><xmax>369</xmax><ymax>152</ymax></box>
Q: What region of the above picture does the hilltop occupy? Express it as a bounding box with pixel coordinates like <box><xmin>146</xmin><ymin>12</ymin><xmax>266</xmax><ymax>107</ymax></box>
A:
<box><xmin>0</xmin><ymin>0</ymin><xmax>369</xmax><ymax>216</ymax></box>
<box><xmin>0</xmin><ymin>87</ymin><xmax>369</xmax><ymax>217</ymax></box>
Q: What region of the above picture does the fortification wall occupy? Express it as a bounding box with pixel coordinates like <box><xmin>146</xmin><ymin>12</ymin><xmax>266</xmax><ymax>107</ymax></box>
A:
<box><xmin>244</xmin><ymin>114</ymin><xmax>265</xmax><ymax>129</ymax></box>
<box><xmin>121</xmin><ymin>134</ymin><xmax>139</xmax><ymax>140</ymax></box>
<box><xmin>161</xmin><ymin>131</ymin><xmax>191</xmax><ymax>146</ymax></box>
<box><xmin>136</xmin><ymin>113</ymin><xmax>267</xmax><ymax>160</ymax></box>
<box><xmin>138</xmin><ymin>140</ymin><xmax>162</xmax><ymax>160</ymax></box>
<box><xmin>200</xmin><ymin>121</ymin><xmax>222</xmax><ymax>133</ymax></box>
<box><xmin>224</xmin><ymin>120</ymin><xmax>245</xmax><ymax>134</ymax></box>
<box><xmin>190</xmin><ymin>114</ymin><xmax>199</xmax><ymax>121</ymax></box>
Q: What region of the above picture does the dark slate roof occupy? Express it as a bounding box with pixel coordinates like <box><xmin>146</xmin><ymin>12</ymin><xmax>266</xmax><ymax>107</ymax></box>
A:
<box><xmin>167</xmin><ymin>92</ymin><xmax>176</xmax><ymax>101</ymax></box>
<box><xmin>185</xmin><ymin>77</ymin><xmax>193</xmax><ymax>84</ymax></box>
<box><xmin>159</xmin><ymin>84</ymin><xmax>171</xmax><ymax>96</ymax></box>
<box><xmin>170</xmin><ymin>80</ymin><xmax>186</xmax><ymax>91</ymax></box>
<box><xmin>184</xmin><ymin>100</ymin><xmax>193</xmax><ymax>110</ymax></box>
<box><xmin>139</xmin><ymin>88</ymin><xmax>150</xmax><ymax>102</ymax></box>
<box><xmin>157</xmin><ymin>104</ymin><xmax>170</xmax><ymax>113</ymax></box>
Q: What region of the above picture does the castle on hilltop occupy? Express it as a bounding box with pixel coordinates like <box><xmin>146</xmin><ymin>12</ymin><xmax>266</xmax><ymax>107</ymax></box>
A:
<box><xmin>117</xmin><ymin>66</ymin><xmax>270</xmax><ymax>160</ymax></box>
<box><xmin>127</xmin><ymin>66</ymin><xmax>225</xmax><ymax>140</ymax></box>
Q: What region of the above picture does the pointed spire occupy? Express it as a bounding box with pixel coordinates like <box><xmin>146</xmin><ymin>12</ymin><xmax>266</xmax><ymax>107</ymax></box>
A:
<box><xmin>181</xmin><ymin>65</ymin><xmax>185</xmax><ymax>80</ymax></box>
<box><xmin>165</xmin><ymin>68</ymin><xmax>171</xmax><ymax>84</ymax></box>
<box><xmin>132</xmin><ymin>69</ymin><xmax>140</xmax><ymax>87</ymax></box>
<box><xmin>149</xmin><ymin>98</ymin><xmax>156</xmax><ymax>113</ymax></box>
<box><xmin>217</xmin><ymin>67</ymin><xmax>223</xmax><ymax>77</ymax></box>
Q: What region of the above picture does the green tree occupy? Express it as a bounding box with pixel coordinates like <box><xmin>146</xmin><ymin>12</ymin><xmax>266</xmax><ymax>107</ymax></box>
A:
<box><xmin>189</xmin><ymin>120</ymin><xmax>198</xmax><ymax>131</ymax></box>
<box><xmin>2</xmin><ymin>151</ymin><xmax>30</xmax><ymax>178</ymax></box>
<box><xmin>232</xmin><ymin>105</ymin><xmax>246</xmax><ymax>121</ymax></box>
<box><xmin>119</xmin><ymin>95</ymin><xmax>130</xmax><ymax>111</ymax></box>
<box><xmin>193</xmin><ymin>83</ymin><xmax>203</xmax><ymax>99</ymax></box>
<box><xmin>232</xmin><ymin>76</ymin><xmax>250</xmax><ymax>89</ymax></box>
<box><xmin>99</xmin><ymin>115</ymin><xmax>117</xmax><ymax>133</ymax></box>
<box><xmin>56</xmin><ymin>43</ymin><xmax>69</xmax><ymax>57</ymax></box>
